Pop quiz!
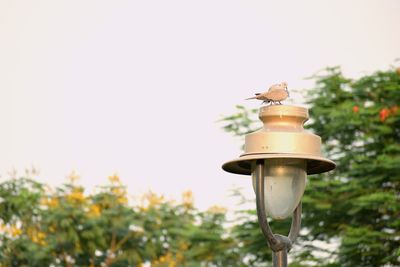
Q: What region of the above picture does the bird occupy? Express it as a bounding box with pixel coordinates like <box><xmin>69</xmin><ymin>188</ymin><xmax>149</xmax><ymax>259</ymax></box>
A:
<box><xmin>246</xmin><ymin>82</ymin><xmax>289</xmax><ymax>105</ymax></box>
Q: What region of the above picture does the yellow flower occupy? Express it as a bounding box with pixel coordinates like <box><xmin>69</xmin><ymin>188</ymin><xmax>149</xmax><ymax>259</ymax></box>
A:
<box><xmin>179</xmin><ymin>241</ymin><xmax>189</xmax><ymax>251</ymax></box>
<box><xmin>9</xmin><ymin>225</ymin><xmax>22</xmax><ymax>237</ymax></box>
<box><xmin>176</xmin><ymin>251</ymin><xmax>184</xmax><ymax>262</ymax></box>
<box><xmin>117</xmin><ymin>196</ymin><xmax>128</xmax><ymax>204</ymax></box>
<box><xmin>27</xmin><ymin>228</ymin><xmax>47</xmax><ymax>246</ymax></box>
<box><xmin>152</xmin><ymin>253</ymin><xmax>177</xmax><ymax>267</ymax></box>
<box><xmin>40</xmin><ymin>197</ymin><xmax>47</xmax><ymax>206</ymax></box>
<box><xmin>111</xmin><ymin>186</ymin><xmax>128</xmax><ymax>204</ymax></box>
<box><xmin>40</xmin><ymin>197</ymin><xmax>59</xmax><ymax>208</ymax></box>
<box><xmin>207</xmin><ymin>205</ymin><xmax>227</xmax><ymax>214</ymax></box>
<box><xmin>182</xmin><ymin>190</ymin><xmax>194</xmax><ymax>209</ymax></box>
<box><xmin>142</xmin><ymin>191</ymin><xmax>165</xmax><ymax>209</ymax></box>
<box><xmin>37</xmin><ymin>232</ymin><xmax>46</xmax><ymax>243</ymax></box>
<box><xmin>67</xmin><ymin>189</ymin><xmax>85</xmax><ymax>203</ymax></box>
<box><xmin>108</xmin><ymin>174</ymin><xmax>121</xmax><ymax>184</ymax></box>
<box><xmin>111</xmin><ymin>187</ymin><xmax>124</xmax><ymax>196</ymax></box>
<box><xmin>68</xmin><ymin>170</ymin><xmax>80</xmax><ymax>183</ymax></box>
<box><xmin>89</xmin><ymin>204</ymin><xmax>101</xmax><ymax>217</ymax></box>
<box><xmin>49</xmin><ymin>197</ymin><xmax>59</xmax><ymax>207</ymax></box>
<box><xmin>1</xmin><ymin>224</ymin><xmax>22</xmax><ymax>237</ymax></box>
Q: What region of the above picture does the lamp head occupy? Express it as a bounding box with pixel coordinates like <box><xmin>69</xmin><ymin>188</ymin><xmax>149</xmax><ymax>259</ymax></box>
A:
<box><xmin>222</xmin><ymin>105</ymin><xmax>335</xmax><ymax>219</ymax></box>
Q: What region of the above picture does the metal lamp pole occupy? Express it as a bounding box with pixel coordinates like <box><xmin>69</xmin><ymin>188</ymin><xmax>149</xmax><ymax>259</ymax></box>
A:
<box><xmin>255</xmin><ymin>161</ymin><xmax>301</xmax><ymax>266</ymax></box>
<box><xmin>222</xmin><ymin>104</ymin><xmax>335</xmax><ymax>267</ymax></box>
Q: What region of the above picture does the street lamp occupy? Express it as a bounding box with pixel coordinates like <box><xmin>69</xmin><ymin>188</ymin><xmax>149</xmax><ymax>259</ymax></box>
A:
<box><xmin>222</xmin><ymin>104</ymin><xmax>336</xmax><ymax>267</ymax></box>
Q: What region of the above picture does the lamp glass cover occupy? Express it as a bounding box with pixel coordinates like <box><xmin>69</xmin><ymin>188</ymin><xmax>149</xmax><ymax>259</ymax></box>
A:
<box><xmin>252</xmin><ymin>158</ymin><xmax>307</xmax><ymax>220</ymax></box>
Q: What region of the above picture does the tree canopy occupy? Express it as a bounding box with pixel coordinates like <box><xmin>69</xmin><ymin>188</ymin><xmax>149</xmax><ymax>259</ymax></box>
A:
<box><xmin>1</xmin><ymin>66</ymin><xmax>399</xmax><ymax>267</ymax></box>
<box><xmin>0</xmin><ymin>173</ymin><xmax>239</xmax><ymax>267</ymax></box>
<box><xmin>221</xmin><ymin>66</ymin><xmax>400</xmax><ymax>266</ymax></box>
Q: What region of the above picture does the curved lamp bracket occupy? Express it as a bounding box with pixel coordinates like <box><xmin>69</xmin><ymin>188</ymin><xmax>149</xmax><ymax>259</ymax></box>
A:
<box><xmin>255</xmin><ymin>161</ymin><xmax>302</xmax><ymax>253</ymax></box>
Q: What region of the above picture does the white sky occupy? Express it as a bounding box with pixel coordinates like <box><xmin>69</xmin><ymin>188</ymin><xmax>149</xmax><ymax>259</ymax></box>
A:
<box><xmin>1</xmin><ymin>0</ymin><xmax>399</xmax><ymax>210</ymax></box>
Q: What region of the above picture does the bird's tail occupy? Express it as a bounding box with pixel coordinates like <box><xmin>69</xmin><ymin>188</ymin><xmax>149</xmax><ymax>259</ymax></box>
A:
<box><xmin>246</xmin><ymin>93</ymin><xmax>260</xmax><ymax>100</ymax></box>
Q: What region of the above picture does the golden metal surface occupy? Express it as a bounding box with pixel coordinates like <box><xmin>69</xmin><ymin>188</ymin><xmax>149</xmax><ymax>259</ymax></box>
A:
<box><xmin>222</xmin><ymin>105</ymin><xmax>336</xmax><ymax>175</ymax></box>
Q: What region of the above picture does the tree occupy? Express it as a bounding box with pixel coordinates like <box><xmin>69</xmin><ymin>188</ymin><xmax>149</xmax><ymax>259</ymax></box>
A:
<box><xmin>1</xmin><ymin>66</ymin><xmax>398</xmax><ymax>267</ymax></box>
<box><xmin>221</xmin><ymin>66</ymin><xmax>400</xmax><ymax>266</ymax></box>
<box><xmin>0</xmin><ymin>172</ymin><xmax>240</xmax><ymax>267</ymax></box>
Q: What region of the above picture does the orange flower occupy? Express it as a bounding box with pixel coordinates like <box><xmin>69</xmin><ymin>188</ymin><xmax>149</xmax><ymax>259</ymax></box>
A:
<box><xmin>380</xmin><ymin>108</ymin><xmax>391</xmax><ymax>122</ymax></box>
<box><xmin>352</xmin><ymin>106</ymin><xmax>359</xmax><ymax>113</ymax></box>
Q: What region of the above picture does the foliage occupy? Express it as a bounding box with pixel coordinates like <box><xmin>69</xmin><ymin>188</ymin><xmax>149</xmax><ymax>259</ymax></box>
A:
<box><xmin>221</xmin><ymin>66</ymin><xmax>400</xmax><ymax>266</ymax></box>
<box><xmin>0</xmin><ymin>173</ymin><xmax>239</xmax><ymax>267</ymax></box>
<box><xmin>2</xmin><ymin>66</ymin><xmax>399</xmax><ymax>267</ymax></box>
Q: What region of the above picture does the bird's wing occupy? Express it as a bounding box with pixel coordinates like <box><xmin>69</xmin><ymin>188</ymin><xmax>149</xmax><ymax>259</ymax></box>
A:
<box><xmin>265</xmin><ymin>90</ymin><xmax>288</xmax><ymax>101</ymax></box>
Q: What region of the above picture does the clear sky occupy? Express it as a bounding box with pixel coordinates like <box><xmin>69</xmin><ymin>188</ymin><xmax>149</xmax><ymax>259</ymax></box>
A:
<box><xmin>1</xmin><ymin>0</ymin><xmax>399</xmax><ymax>210</ymax></box>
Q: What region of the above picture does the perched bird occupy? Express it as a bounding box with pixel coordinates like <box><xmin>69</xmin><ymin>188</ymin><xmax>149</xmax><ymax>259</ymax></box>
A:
<box><xmin>246</xmin><ymin>82</ymin><xmax>289</xmax><ymax>105</ymax></box>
